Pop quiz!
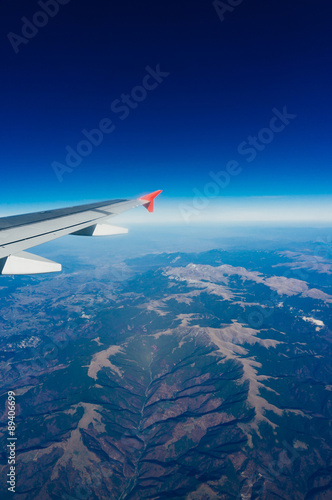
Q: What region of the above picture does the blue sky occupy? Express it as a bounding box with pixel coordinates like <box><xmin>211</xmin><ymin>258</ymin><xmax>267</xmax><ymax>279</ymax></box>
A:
<box><xmin>0</xmin><ymin>0</ymin><xmax>331</xmax><ymax>222</ymax></box>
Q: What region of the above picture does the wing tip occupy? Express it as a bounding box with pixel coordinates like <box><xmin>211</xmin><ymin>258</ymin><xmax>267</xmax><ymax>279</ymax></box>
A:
<box><xmin>139</xmin><ymin>190</ymin><xmax>163</xmax><ymax>213</ymax></box>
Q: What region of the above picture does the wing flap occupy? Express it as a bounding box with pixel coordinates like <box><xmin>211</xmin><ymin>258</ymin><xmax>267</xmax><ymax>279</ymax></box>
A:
<box><xmin>72</xmin><ymin>224</ymin><xmax>128</xmax><ymax>236</ymax></box>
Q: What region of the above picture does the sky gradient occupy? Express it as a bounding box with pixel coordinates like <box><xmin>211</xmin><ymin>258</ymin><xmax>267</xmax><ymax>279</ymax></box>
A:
<box><xmin>1</xmin><ymin>0</ymin><xmax>331</xmax><ymax>222</ymax></box>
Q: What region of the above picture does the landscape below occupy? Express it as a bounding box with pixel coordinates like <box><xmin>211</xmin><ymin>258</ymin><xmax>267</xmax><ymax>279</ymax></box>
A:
<box><xmin>0</xmin><ymin>235</ymin><xmax>331</xmax><ymax>499</ymax></box>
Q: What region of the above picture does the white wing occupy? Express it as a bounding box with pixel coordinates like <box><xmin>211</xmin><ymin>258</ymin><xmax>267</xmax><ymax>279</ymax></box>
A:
<box><xmin>0</xmin><ymin>190</ymin><xmax>162</xmax><ymax>275</ymax></box>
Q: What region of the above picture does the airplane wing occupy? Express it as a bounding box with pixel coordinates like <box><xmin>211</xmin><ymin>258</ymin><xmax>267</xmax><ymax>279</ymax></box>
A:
<box><xmin>0</xmin><ymin>190</ymin><xmax>162</xmax><ymax>275</ymax></box>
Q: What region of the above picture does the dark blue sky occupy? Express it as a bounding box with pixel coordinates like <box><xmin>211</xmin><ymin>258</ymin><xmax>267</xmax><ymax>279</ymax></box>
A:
<box><xmin>1</xmin><ymin>0</ymin><xmax>331</xmax><ymax>210</ymax></box>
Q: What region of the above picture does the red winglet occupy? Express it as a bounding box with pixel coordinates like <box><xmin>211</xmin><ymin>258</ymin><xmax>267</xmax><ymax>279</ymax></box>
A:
<box><xmin>139</xmin><ymin>190</ymin><xmax>163</xmax><ymax>213</ymax></box>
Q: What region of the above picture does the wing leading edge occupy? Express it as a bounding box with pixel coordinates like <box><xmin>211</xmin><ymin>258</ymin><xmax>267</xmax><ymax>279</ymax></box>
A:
<box><xmin>0</xmin><ymin>190</ymin><xmax>162</xmax><ymax>275</ymax></box>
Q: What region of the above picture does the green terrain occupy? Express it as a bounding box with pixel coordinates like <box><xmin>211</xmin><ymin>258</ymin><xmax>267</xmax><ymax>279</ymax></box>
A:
<box><xmin>0</xmin><ymin>244</ymin><xmax>331</xmax><ymax>499</ymax></box>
